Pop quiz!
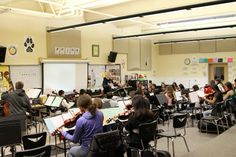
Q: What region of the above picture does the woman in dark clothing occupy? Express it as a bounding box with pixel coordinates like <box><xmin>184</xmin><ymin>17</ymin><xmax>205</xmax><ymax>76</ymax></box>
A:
<box><xmin>125</xmin><ymin>95</ymin><xmax>154</xmax><ymax>157</ymax></box>
<box><xmin>203</xmin><ymin>85</ymin><xmax>223</xmax><ymax>117</ymax></box>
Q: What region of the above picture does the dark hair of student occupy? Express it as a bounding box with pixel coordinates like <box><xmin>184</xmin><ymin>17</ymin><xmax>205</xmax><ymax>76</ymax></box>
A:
<box><xmin>215</xmin><ymin>78</ymin><xmax>222</xmax><ymax>83</ymax></box>
<box><xmin>77</xmin><ymin>94</ymin><xmax>96</xmax><ymax>116</ymax></box>
<box><xmin>131</xmin><ymin>95</ymin><xmax>153</xmax><ymax>120</ymax></box>
<box><xmin>209</xmin><ymin>80</ymin><xmax>215</xmax><ymax>87</ymax></box>
<box><xmin>106</xmin><ymin>92</ymin><xmax>113</xmax><ymax>99</ymax></box>
<box><xmin>79</xmin><ymin>89</ymin><xmax>86</xmax><ymax>95</ymax></box>
<box><xmin>234</xmin><ymin>78</ymin><xmax>236</xmax><ymax>83</ymax></box>
<box><xmin>225</xmin><ymin>82</ymin><xmax>233</xmax><ymax>91</ymax></box>
<box><xmin>212</xmin><ymin>84</ymin><xmax>221</xmax><ymax>93</ymax></box>
<box><xmin>58</xmin><ymin>90</ymin><xmax>64</xmax><ymax>96</ymax></box>
<box><xmin>192</xmin><ymin>85</ymin><xmax>199</xmax><ymax>91</ymax></box>
<box><xmin>179</xmin><ymin>84</ymin><xmax>185</xmax><ymax>90</ymax></box>
<box><xmin>15</xmin><ymin>81</ymin><xmax>24</xmax><ymax>89</ymax></box>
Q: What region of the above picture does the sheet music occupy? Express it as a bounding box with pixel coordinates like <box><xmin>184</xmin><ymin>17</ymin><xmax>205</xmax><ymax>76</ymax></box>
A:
<box><xmin>189</xmin><ymin>92</ymin><xmax>200</xmax><ymax>103</ymax></box>
<box><xmin>26</xmin><ymin>88</ymin><xmax>41</xmax><ymax>99</ymax></box>
<box><xmin>67</xmin><ymin>102</ymin><xmax>75</xmax><ymax>109</ymax></box>
<box><xmin>69</xmin><ymin>108</ymin><xmax>81</xmax><ymax>116</ymax></box>
<box><xmin>117</xmin><ymin>99</ymin><xmax>131</xmax><ymax>110</ymax></box>
<box><xmin>44</xmin><ymin>115</ymin><xmax>64</xmax><ymax>134</ymax></box>
<box><xmin>196</xmin><ymin>90</ymin><xmax>205</xmax><ymax>98</ymax></box>
<box><xmin>50</xmin><ymin>96</ymin><xmax>63</xmax><ymax>107</ymax></box>
<box><xmin>62</xmin><ymin>112</ymin><xmax>73</xmax><ymax>121</ymax></box>
<box><xmin>175</xmin><ymin>91</ymin><xmax>182</xmax><ymax>101</ymax></box>
<box><xmin>101</xmin><ymin>107</ymin><xmax>124</xmax><ymax>125</ymax></box>
<box><xmin>44</xmin><ymin>96</ymin><xmax>55</xmax><ymax>106</ymax></box>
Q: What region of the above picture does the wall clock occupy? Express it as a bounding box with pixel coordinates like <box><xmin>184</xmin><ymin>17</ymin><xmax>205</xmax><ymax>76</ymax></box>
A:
<box><xmin>184</xmin><ymin>58</ymin><xmax>191</xmax><ymax>65</ymax></box>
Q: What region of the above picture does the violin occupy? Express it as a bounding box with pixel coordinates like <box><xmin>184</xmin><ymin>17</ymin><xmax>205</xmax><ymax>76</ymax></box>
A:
<box><xmin>106</xmin><ymin>108</ymin><xmax>134</xmax><ymax>124</ymax></box>
<box><xmin>52</xmin><ymin>110</ymin><xmax>83</xmax><ymax>135</ymax></box>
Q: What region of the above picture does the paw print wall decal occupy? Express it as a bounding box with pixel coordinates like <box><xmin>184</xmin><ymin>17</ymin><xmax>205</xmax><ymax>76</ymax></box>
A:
<box><xmin>24</xmin><ymin>36</ymin><xmax>35</xmax><ymax>52</ymax></box>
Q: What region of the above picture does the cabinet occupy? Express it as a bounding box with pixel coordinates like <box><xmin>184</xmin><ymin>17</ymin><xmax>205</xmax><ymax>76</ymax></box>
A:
<box><xmin>113</xmin><ymin>38</ymin><xmax>152</xmax><ymax>71</ymax></box>
<box><xmin>140</xmin><ymin>39</ymin><xmax>152</xmax><ymax>70</ymax></box>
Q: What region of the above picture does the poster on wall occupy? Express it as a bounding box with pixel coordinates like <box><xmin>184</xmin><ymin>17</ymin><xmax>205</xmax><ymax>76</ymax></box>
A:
<box><xmin>24</xmin><ymin>36</ymin><xmax>35</xmax><ymax>53</ymax></box>
<box><xmin>88</xmin><ymin>65</ymin><xmax>106</xmax><ymax>88</ymax></box>
<box><xmin>105</xmin><ymin>64</ymin><xmax>121</xmax><ymax>83</ymax></box>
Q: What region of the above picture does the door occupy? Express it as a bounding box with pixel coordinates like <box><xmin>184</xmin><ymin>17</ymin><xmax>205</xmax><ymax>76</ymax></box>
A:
<box><xmin>209</xmin><ymin>63</ymin><xmax>228</xmax><ymax>82</ymax></box>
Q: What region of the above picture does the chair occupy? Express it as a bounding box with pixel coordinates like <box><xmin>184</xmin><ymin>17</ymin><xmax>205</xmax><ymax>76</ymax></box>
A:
<box><xmin>139</xmin><ymin>120</ymin><xmax>158</xmax><ymax>150</ymax></box>
<box><xmin>157</xmin><ymin>113</ymin><xmax>189</xmax><ymax>157</ymax></box>
<box><xmin>0</xmin><ymin>114</ymin><xmax>25</xmax><ymax>156</ymax></box>
<box><xmin>127</xmin><ymin>120</ymin><xmax>158</xmax><ymax>157</ymax></box>
<box><xmin>22</xmin><ymin>132</ymin><xmax>47</xmax><ymax>150</ymax></box>
<box><xmin>87</xmin><ymin>130</ymin><xmax>126</xmax><ymax>157</ymax></box>
<box><xmin>200</xmin><ymin>102</ymin><xmax>229</xmax><ymax>134</ymax></box>
<box><xmin>15</xmin><ymin>145</ymin><xmax>51</xmax><ymax>157</ymax></box>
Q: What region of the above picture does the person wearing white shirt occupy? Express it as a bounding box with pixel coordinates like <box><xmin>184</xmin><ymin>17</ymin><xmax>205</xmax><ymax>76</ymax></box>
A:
<box><xmin>58</xmin><ymin>90</ymin><xmax>71</xmax><ymax>111</ymax></box>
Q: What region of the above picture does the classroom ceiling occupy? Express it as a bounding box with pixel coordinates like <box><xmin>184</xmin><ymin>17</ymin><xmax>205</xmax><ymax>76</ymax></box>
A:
<box><xmin>1</xmin><ymin>0</ymin><xmax>236</xmax><ymax>41</ymax></box>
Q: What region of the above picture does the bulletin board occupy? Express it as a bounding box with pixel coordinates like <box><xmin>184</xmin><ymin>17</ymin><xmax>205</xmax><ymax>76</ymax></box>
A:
<box><xmin>0</xmin><ymin>65</ymin><xmax>10</xmax><ymax>92</ymax></box>
<box><xmin>88</xmin><ymin>64</ymin><xmax>121</xmax><ymax>88</ymax></box>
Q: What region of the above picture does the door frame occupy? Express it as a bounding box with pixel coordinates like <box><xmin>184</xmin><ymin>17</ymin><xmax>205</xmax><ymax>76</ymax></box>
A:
<box><xmin>208</xmin><ymin>63</ymin><xmax>228</xmax><ymax>83</ymax></box>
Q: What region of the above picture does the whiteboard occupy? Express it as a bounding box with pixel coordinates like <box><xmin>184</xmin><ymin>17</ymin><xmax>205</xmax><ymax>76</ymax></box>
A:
<box><xmin>10</xmin><ymin>65</ymin><xmax>42</xmax><ymax>90</ymax></box>
<box><xmin>43</xmin><ymin>62</ymin><xmax>88</xmax><ymax>92</ymax></box>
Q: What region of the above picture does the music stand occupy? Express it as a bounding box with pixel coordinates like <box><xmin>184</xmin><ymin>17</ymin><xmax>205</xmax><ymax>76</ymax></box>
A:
<box><xmin>156</xmin><ymin>93</ymin><xmax>168</xmax><ymax>105</ymax></box>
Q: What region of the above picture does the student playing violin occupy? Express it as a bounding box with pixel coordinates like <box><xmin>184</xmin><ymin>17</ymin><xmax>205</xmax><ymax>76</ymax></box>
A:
<box><xmin>60</xmin><ymin>94</ymin><xmax>104</xmax><ymax>157</ymax></box>
<box><xmin>125</xmin><ymin>95</ymin><xmax>154</xmax><ymax>157</ymax></box>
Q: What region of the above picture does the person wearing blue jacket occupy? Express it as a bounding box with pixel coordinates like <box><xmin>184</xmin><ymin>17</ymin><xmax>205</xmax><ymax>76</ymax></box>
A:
<box><xmin>61</xmin><ymin>94</ymin><xmax>104</xmax><ymax>157</ymax></box>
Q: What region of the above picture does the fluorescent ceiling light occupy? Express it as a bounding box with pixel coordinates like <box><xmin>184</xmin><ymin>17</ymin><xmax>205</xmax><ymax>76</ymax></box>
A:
<box><xmin>157</xmin><ymin>14</ymin><xmax>236</xmax><ymax>29</ymax></box>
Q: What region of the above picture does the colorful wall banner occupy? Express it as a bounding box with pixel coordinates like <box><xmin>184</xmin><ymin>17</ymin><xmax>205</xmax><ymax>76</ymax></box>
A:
<box><xmin>199</xmin><ymin>57</ymin><xmax>233</xmax><ymax>63</ymax></box>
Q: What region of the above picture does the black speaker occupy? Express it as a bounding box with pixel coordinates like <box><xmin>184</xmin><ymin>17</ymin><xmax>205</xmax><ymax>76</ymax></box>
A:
<box><xmin>108</xmin><ymin>51</ymin><xmax>117</xmax><ymax>62</ymax></box>
<box><xmin>0</xmin><ymin>46</ymin><xmax>6</xmax><ymax>63</ymax></box>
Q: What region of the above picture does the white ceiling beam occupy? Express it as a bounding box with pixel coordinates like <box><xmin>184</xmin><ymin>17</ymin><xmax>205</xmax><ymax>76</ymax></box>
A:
<box><xmin>33</xmin><ymin>0</ymin><xmax>62</xmax><ymax>7</ymax></box>
<box><xmin>48</xmin><ymin>0</ymin><xmax>56</xmax><ymax>16</ymax></box>
<box><xmin>37</xmin><ymin>1</ymin><xmax>45</xmax><ymax>13</ymax></box>
<box><xmin>77</xmin><ymin>8</ymin><xmax>157</xmax><ymax>27</ymax></box>
<box><xmin>58</xmin><ymin>0</ymin><xmax>67</xmax><ymax>16</ymax></box>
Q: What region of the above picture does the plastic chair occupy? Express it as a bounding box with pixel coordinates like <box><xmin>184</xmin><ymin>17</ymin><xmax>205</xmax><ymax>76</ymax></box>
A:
<box><xmin>0</xmin><ymin>114</ymin><xmax>25</xmax><ymax>156</ymax></box>
<box><xmin>157</xmin><ymin>113</ymin><xmax>189</xmax><ymax>157</ymax></box>
<box><xmin>15</xmin><ymin>145</ymin><xmax>51</xmax><ymax>157</ymax></box>
<box><xmin>87</xmin><ymin>130</ymin><xmax>126</xmax><ymax>157</ymax></box>
<box><xmin>139</xmin><ymin>120</ymin><xmax>158</xmax><ymax>150</ymax></box>
<box><xmin>128</xmin><ymin>120</ymin><xmax>158</xmax><ymax>157</ymax></box>
<box><xmin>22</xmin><ymin>132</ymin><xmax>47</xmax><ymax>150</ymax></box>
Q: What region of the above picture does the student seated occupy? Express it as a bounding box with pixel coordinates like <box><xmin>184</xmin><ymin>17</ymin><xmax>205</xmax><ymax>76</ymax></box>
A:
<box><xmin>125</xmin><ymin>95</ymin><xmax>154</xmax><ymax>157</ymax></box>
<box><xmin>60</xmin><ymin>95</ymin><xmax>104</xmax><ymax>157</ymax></box>
<box><xmin>223</xmin><ymin>82</ymin><xmax>235</xmax><ymax>101</ymax></box>
<box><xmin>164</xmin><ymin>85</ymin><xmax>176</xmax><ymax>108</ymax></box>
<box><xmin>58</xmin><ymin>90</ymin><xmax>71</xmax><ymax>111</ymax></box>
<box><xmin>202</xmin><ymin>85</ymin><xmax>223</xmax><ymax>117</ymax></box>
<box><xmin>102</xmin><ymin>92</ymin><xmax>119</xmax><ymax>108</ymax></box>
